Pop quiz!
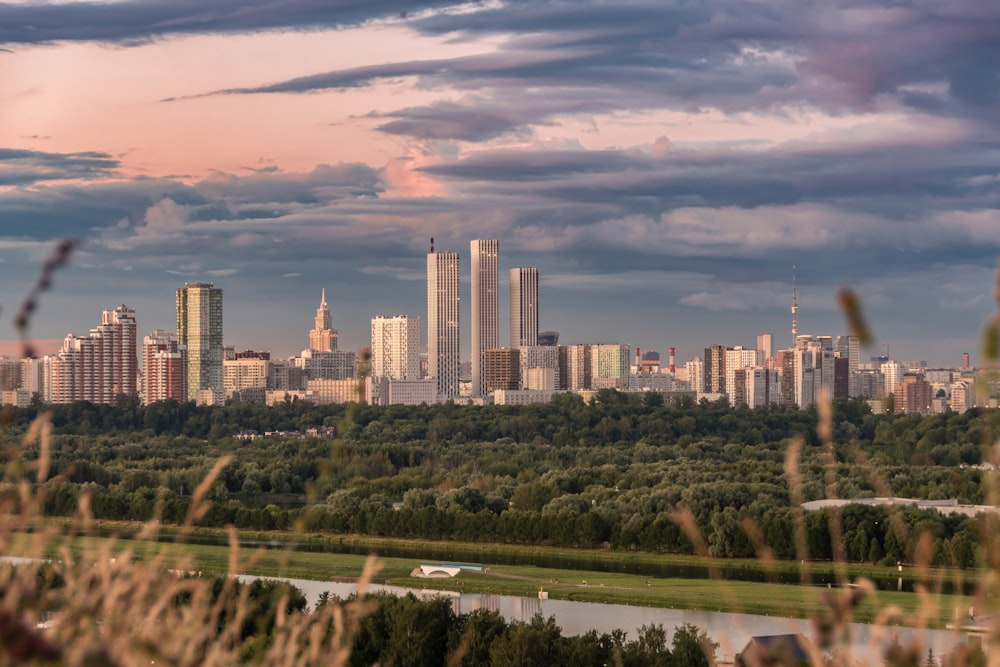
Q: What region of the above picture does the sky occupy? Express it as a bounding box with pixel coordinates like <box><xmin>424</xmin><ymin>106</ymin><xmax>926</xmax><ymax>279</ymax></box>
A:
<box><xmin>1</xmin><ymin>0</ymin><xmax>999</xmax><ymax>367</ymax></box>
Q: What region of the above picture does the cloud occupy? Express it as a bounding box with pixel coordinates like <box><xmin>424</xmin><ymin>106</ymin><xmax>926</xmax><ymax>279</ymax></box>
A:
<box><xmin>177</xmin><ymin>0</ymin><xmax>1000</xmax><ymax>136</ymax></box>
<box><xmin>0</xmin><ymin>0</ymin><xmax>460</xmax><ymax>45</ymax></box>
<box><xmin>0</xmin><ymin>148</ymin><xmax>120</xmax><ymax>186</ymax></box>
<box><xmin>143</xmin><ymin>198</ymin><xmax>191</xmax><ymax>231</ymax></box>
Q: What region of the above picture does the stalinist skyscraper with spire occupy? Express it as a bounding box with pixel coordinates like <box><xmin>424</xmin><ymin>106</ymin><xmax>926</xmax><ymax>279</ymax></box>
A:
<box><xmin>309</xmin><ymin>289</ymin><xmax>339</xmax><ymax>352</ymax></box>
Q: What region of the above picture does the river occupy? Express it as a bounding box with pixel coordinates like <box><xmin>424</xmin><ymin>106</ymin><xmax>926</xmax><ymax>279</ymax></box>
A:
<box><xmin>239</xmin><ymin>574</ymin><xmax>973</xmax><ymax>665</ymax></box>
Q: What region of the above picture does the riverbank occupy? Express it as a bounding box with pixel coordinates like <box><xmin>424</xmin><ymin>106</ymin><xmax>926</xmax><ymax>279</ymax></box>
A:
<box><xmin>49</xmin><ymin>518</ymin><xmax>986</xmax><ymax>587</ymax></box>
<box><xmin>8</xmin><ymin>527</ymin><xmax>983</xmax><ymax>628</ymax></box>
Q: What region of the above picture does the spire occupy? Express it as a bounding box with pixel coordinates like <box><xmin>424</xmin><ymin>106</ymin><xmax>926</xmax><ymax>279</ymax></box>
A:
<box><xmin>310</xmin><ymin>286</ymin><xmax>337</xmax><ymax>351</ymax></box>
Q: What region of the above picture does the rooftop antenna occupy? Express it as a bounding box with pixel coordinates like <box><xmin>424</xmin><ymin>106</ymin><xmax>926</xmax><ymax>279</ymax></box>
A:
<box><xmin>430</xmin><ymin>236</ymin><xmax>435</xmax><ymax>253</ymax></box>
<box><xmin>791</xmin><ymin>264</ymin><xmax>798</xmax><ymax>344</ymax></box>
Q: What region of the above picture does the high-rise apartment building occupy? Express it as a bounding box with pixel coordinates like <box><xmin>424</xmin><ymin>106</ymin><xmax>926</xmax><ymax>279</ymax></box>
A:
<box><xmin>483</xmin><ymin>348</ymin><xmax>520</xmax><ymax>394</ymax></box>
<box><xmin>725</xmin><ymin>346</ymin><xmax>758</xmax><ymax>397</ymax></box>
<box><xmin>309</xmin><ymin>289</ymin><xmax>339</xmax><ymax>352</ymax></box>
<box><xmin>0</xmin><ymin>358</ymin><xmax>19</xmax><ymax>392</ymax></box>
<box><xmin>509</xmin><ymin>267</ymin><xmax>539</xmax><ymax>349</ymax></box>
<box><xmin>519</xmin><ymin>345</ymin><xmax>560</xmax><ymax>390</ymax></box>
<box><xmin>223</xmin><ymin>352</ymin><xmax>269</xmax><ymax>402</ymax></box>
<box><xmin>45</xmin><ymin>305</ymin><xmax>138</xmax><ymax>405</ymax></box>
<box><xmin>143</xmin><ymin>330</ymin><xmax>186</xmax><ymax>404</ymax></box>
<box><xmin>590</xmin><ymin>343</ymin><xmax>630</xmax><ymax>390</ymax></box>
<box><xmin>703</xmin><ymin>344</ymin><xmax>727</xmax><ymax>394</ymax></box>
<box><xmin>894</xmin><ymin>373</ymin><xmax>933</xmax><ymax>415</ymax></box>
<box><xmin>471</xmin><ymin>239</ymin><xmax>499</xmax><ymax>397</ymax></box>
<box><xmin>793</xmin><ymin>340</ymin><xmax>834</xmax><ymax>407</ymax></box>
<box><xmin>97</xmin><ymin>304</ymin><xmax>138</xmax><ymax>400</ymax></box>
<box><xmin>685</xmin><ymin>356</ymin><xmax>704</xmax><ymax>396</ymax></box>
<box><xmin>371</xmin><ymin>315</ymin><xmax>421</xmax><ymax>380</ymax></box>
<box><xmin>562</xmin><ymin>344</ymin><xmax>591</xmax><ymax>391</ymax></box>
<box><xmin>427</xmin><ymin>248</ymin><xmax>461</xmax><ymax>398</ymax></box>
<box><xmin>176</xmin><ymin>282</ymin><xmax>223</xmax><ymax>401</ymax></box>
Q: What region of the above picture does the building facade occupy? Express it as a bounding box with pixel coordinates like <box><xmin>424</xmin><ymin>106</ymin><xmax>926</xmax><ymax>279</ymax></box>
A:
<box><xmin>427</xmin><ymin>249</ymin><xmax>461</xmax><ymax>399</ymax></box>
<box><xmin>590</xmin><ymin>343</ymin><xmax>630</xmax><ymax>390</ymax></box>
<box><xmin>142</xmin><ymin>330</ymin><xmax>186</xmax><ymax>404</ymax></box>
<box><xmin>46</xmin><ymin>305</ymin><xmax>139</xmax><ymax>405</ymax></box>
<box><xmin>309</xmin><ymin>288</ymin><xmax>339</xmax><ymax>352</ymax></box>
<box><xmin>175</xmin><ymin>283</ymin><xmax>223</xmax><ymax>402</ymax></box>
<box><xmin>470</xmin><ymin>239</ymin><xmax>499</xmax><ymax>397</ymax></box>
<box><xmin>483</xmin><ymin>348</ymin><xmax>520</xmax><ymax>394</ymax></box>
<box><xmin>509</xmin><ymin>267</ymin><xmax>539</xmax><ymax>349</ymax></box>
<box><xmin>371</xmin><ymin>315</ymin><xmax>421</xmax><ymax>380</ymax></box>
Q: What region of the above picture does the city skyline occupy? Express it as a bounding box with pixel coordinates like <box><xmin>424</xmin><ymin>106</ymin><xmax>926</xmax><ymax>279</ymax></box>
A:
<box><xmin>1</xmin><ymin>1</ymin><xmax>998</xmax><ymax>367</ymax></box>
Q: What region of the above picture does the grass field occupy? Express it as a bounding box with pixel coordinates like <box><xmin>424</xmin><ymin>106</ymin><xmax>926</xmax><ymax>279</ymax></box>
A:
<box><xmin>8</xmin><ymin>528</ymin><xmax>980</xmax><ymax>628</ymax></box>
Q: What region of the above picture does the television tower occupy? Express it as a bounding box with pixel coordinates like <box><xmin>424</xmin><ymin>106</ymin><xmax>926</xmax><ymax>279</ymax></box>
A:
<box><xmin>791</xmin><ymin>264</ymin><xmax>798</xmax><ymax>344</ymax></box>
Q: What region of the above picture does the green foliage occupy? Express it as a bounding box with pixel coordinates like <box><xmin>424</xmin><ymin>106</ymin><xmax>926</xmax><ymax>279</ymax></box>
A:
<box><xmin>6</xmin><ymin>398</ymin><xmax>998</xmax><ymax>566</ymax></box>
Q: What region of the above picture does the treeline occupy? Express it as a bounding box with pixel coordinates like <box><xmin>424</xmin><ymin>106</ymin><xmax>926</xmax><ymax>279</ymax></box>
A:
<box><xmin>6</xmin><ymin>395</ymin><xmax>1000</xmax><ymax>567</ymax></box>
<box><xmin>340</xmin><ymin>591</ymin><xmax>715</xmax><ymax>667</ymax></box>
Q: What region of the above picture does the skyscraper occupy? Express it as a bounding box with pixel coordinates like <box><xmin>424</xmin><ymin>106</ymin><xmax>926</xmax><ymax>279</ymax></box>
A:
<box><xmin>471</xmin><ymin>239</ymin><xmax>499</xmax><ymax>397</ymax></box>
<box><xmin>175</xmin><ymin>282</ymin><xmax>223</xmax><ymax>402</ymax></box>
<box><xmin>371</xmin><ymin>315</ymin><xmax>421</xmax><ymax>380</ymax></box>
<box><xmin>309</xmin><ymin>288</ymin><xmax>339</xmax><ymax>352</ymax></box>
<box><xmin>427</xmin><ymin>248</ymin><xmax>461</xmax><ymax>398</ymax></box>
<box><xmin>509</xmin><ymin>267</ymin><xmax>539</xmax><ymax>350</ymax></box>
<box><xmin>756</xmin><ymin>333</ymin><xmax>773</xmax><ymax>363</ymax></box>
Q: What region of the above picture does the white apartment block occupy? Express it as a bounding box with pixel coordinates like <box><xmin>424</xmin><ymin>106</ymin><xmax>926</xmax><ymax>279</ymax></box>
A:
<box><xmin>950</xmin><ymin>380</ymin><xmax>975</xmax><ymax>414</ymax></box>
<box><xmin>371</xmin><ymin>315</ymin><xmax>421</xmax><ymax>380</ymax></box>
<box><xmin>223</xmin><ymin>357</ymin><xmax>268</xmax><ymax>399</ymax></box>
<box><xmin>383</xmin><ymin>378</ymin><xmax>437</xmax><ymax>405</ymax></box>
<box><xmin>725</xmin><ymin>346</ymin><xmax>759</xmax><ymax>397</ymax></box>
<box><xmin>306</xmin><ymin>377</ymin><xmax>373</xmax><ymax>404</ymax></box>
<box><xmin>564</xmin><ymin>344</ymin><xmax>590</xmax><ymax>391</ymax></box>
<box><xmin>519</xmin><ymin>345</ymin><xmax>559</xmax><ymax>390</ymax></box>
<box><xmin>744</xmin><ymin>367</ymin><xmax>780</xmax><ymax>408</ymax></box>
<box><xmin>523</xmin><ymin>367</ymin><xmax>556</xmax><ymax>391</ymax></box>
<box><xmin>493</xmin><ymin>389</ymin><xmax>560</xmax><ymax>405</ymax></box>
<box><xmin>294</xmin><ymin>349</ymin><xmax>355</xmax><ymax>381</ymax></box>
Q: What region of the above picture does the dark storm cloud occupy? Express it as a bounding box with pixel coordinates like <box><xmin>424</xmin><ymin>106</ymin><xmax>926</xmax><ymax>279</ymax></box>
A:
<box><xmin>0</xmin><ymin>148</ymin><xmax>120</xmax><ymax>186</ymax></box>
<box><xmin>0</xmin><ymin>162</ymin><xmax>384</xmax><ymax>242</ymax></box>
<box><xmin>419</xmin><ymin>140</ymin><xmax>1000</xmax><ymax>217</ymax></box>
<box><xmin>0</xmin><ymin>0</ymin><xmax>457</xmax><ymax>45</ymax></box>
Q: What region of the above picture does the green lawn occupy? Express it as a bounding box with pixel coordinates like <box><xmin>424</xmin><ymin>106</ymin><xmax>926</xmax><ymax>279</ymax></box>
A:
<box><xmin>7</xmin><ymin>529</ymin><xmax>981</xmax><ymax>628</ymax></box>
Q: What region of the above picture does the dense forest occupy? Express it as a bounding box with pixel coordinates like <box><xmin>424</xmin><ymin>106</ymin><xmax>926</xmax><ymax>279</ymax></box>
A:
<box><xmin>4</xmin><ymin>393</ymin><xmax>999</xmax><ymax>567</ymax></box>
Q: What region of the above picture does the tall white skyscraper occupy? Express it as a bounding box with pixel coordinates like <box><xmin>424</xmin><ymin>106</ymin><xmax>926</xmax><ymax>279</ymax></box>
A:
<box><xmin>427</xmin><ymin>248</ymin><xmax>461</xmax><ymax>398</ymax></box>
<box><xmin>470</xmin><ymin>239</ymin><xmax>499</xmax><ymax>397</ymax></box>
<box><xmin>509</xmin><ymin>267</ymin><xmax>539</xmax><ymax>350</ymax></box>
<box><xmin>371</xmin><ymin>315</ymin><xmax>421</xmax><ymax>380</ymax></box>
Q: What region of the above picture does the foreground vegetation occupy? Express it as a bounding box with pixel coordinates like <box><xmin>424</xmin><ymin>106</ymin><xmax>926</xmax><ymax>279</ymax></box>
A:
<box><xmin>3</xmin><ymin>394</ymin><xmax>1000</xmax><ymax>664</ymax></box>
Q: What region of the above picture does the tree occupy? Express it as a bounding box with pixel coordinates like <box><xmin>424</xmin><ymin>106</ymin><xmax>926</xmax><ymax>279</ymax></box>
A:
<box><xmin>670</xmin><ymin>623</ymin><xmax>716</xmax><ymax>667</ymax></box>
